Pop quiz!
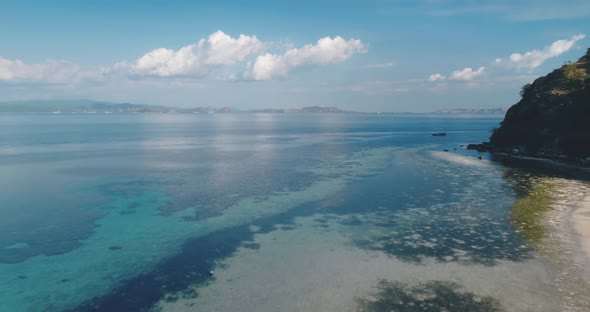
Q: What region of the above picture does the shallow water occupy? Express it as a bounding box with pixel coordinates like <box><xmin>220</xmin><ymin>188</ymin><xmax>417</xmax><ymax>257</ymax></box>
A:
<box><xmin>0</xmin><ymin>113</ymin><xmax>587</xmax><ymax>311</ymax></box>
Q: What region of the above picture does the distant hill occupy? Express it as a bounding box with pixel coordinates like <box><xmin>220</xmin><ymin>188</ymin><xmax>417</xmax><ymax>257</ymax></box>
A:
<box><xmin>0</xmin><ymin>100</ymin><xmax>351</xmax><ymax>114</ymax></box>
<box><xmin>0</xmin><ymin>99</ymin><xmax>167</xmax><ymax>113</ymax></box>
<box><xmin>432</xmin><ymin>108</ymin><xmax>508</xmax><ymax>115</ymax></box>
<box><xmin>469</xmin><ymin>48</ymin><xmax>590</xmax><ymax>159</ymax></box>
<box><xmin>249</xmin><ymin>106</ymin><xmax>348</xmax><ymax>113</ymax></box>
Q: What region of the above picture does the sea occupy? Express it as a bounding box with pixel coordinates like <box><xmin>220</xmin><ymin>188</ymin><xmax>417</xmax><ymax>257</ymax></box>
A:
<box><xmin>1</xmin><ymin>113</ymin><xmax>589</xmax><ymax>311</ymax></box>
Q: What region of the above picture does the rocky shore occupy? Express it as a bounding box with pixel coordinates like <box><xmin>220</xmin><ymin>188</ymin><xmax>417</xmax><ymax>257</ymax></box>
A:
<box><xmin>466</xmin><ymin>143</ymin><xmax>590</xmax><ymax>168</ymax></box>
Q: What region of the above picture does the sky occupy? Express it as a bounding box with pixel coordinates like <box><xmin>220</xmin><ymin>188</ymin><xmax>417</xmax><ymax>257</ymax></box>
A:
<box><xmin>0</xmin><ymin>0</ymin><xmax>588</xmax><ymax>112</ymax></box>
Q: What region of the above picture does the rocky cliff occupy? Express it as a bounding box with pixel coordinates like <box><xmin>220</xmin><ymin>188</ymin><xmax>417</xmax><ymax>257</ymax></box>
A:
<box><xmin>472</xmin><ymin>48</ymin><xmax>590</xmax><ymax>159</ymax></box>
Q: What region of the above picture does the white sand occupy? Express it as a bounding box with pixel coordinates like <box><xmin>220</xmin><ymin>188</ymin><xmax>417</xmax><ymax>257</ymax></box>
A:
<box><xmin>542</xmin><ymin>179</ymin><xmax>590</xmax><ymax>311</ymax></box>
<box><xmin>572</xmin><ymin>195</ymin><xmax>590</xmax><ymax>282</ymax></box>
<box><xmin>429</xmin><ymin>151</ymin><xmax>491</xmax><ymax>168</ymax></box>
<box><xmin>155</xmin><ymin>214</ymin><xmax>559</xmax><ymax>312</ymax></box>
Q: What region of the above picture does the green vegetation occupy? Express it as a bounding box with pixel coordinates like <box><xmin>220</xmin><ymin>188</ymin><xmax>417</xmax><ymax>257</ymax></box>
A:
<box><xmin>510</xmin><ymin>178</ymin><xmax>555</xmax><ymax>245</ymax></box>
<box><xmin>519</xmin><ymin>83</ymin><xmax>532</xmax><ymax>97</ymax></box>
<box><xmin>561</xmin><ymin>61</ymin><xmax>587</xmax><ymax>90</ymax></box>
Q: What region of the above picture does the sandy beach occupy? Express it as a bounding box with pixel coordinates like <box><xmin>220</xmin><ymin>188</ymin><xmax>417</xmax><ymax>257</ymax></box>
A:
<box><xmin>541</xmin><ymin>179</ymin><xmax>590</xmax><ymax>311</ymax></box>
<box><xmin>572</xmin><ymin>195</ymin><xmax>590</xmax><ymax>282</ymax></box>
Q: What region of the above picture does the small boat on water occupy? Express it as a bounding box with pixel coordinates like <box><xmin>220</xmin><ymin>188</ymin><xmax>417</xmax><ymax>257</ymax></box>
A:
<box><xmin>432</xmin><ymin>132</ymin><xmax>446</xmax><ymax>136</ymax></box>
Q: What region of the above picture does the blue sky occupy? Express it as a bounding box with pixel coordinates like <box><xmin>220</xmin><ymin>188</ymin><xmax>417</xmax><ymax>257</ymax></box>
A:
<box><xmin>0</xmin><ymin>0</ymin><xmax>588</xmax><ymax>112</ymax></box>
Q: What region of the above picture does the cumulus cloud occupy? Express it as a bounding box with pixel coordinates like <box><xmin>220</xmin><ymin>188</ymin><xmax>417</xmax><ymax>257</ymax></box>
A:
<box><xmin>249</xmin><ymin>36</ymin><xmax>365</xmax><ymax>80</ymax></box>
<box><xmin>130</xmin><ymin>30</ymin><xmax>264</xmax><ymax>77</ymax></box>
<box><xmin>426</xmin><ymin>67</ymin><xmax>485</xmax><ymax>82</ymax></box>
<box><xmin>427</xmin><ymin>73</ymin><xmax>446</xmax><ymax>81</ymax></box>
<box><xmin>450</xmin><ymin>66</ymin><xmax>485</xmax><ymax>80</ymax></box>
<box><xmin>1</xmin><ymin>31</ymin><xmax>366</xmax><ymax>85</ymax></box>
<box><xmin>425</xmin><ymin>33</ymin><xmax>585</xmax><ymax>88</ymax></box>
<box><xmin>0</xmin><ymin>57</ymin><xmax>81</xmax><ymax>84</ymax></box>
<box><xmin>500</xmin><ymin>34</ymin><xmax>585</xmax><ymax>69</ymax></box>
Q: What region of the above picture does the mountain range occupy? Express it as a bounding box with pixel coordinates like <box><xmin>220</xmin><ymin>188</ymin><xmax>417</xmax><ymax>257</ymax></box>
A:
<box><xmin>0</xmin><ymin>99</ymin><xmax>507</xmax><ymax>115</ymax></box>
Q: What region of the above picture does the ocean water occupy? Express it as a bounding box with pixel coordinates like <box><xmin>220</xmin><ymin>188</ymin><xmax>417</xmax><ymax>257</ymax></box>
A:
<box><xmin>0</xmin><ymin>113</ymin><xmax>587</xmax><ymax>311</ymax></box>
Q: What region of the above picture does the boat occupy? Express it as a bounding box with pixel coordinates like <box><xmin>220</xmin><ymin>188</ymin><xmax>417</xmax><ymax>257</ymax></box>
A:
<box><xmin>432</xmin><ymin>132</ymin><xmax>446</xmax><ymax>136</ymax></box>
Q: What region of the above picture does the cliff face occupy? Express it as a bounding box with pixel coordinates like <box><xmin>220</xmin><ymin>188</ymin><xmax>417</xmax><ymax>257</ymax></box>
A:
<box><xmin>489</xmin><ymin>48</ymin><xmax>590</xmax><ymax>157</ymax></box>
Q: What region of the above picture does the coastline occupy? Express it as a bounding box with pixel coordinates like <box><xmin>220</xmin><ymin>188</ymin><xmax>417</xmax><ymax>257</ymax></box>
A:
<box><xmin>571</xmin><ymin>195</ymin><xmax>590</xmax><ymax>282</ymax></box>
<box><xmin>470</xmin><ymin>149</ymin><xmax>590</xmax><ymax>280</ymax></box>
<box><xmin>491</xmin><ymin>153</ymin><xmax>590</xmax><ymax>176</ymax></box>
<box><xmin>542</xmin><ymin>179</ymin><xmax>590</xmax><ymax>311</ymax></box>
<box><xmin>466</xmin><ymin>142</ymin><xmax>590</xmax><ymax>176</ymax></box>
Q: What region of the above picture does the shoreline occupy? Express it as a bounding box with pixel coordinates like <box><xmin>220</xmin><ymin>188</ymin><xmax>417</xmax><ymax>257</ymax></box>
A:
<box><xmin>466</xmin><ymin>142</ymin><xmax>590</xmax><ymax>175</ymax></box>
<box><xmin>542</xmin><ymin>179</ymin><xmax>590</xmax><ymax>310</ymax></box>
<box><xmin>492</xmin><ymin>153</ymin><xmax>590</xmax><ymax>175</ymax></box>
<box><xmin>571</xmin><ymin>195</ymin><xmax>590</xmax><ymax>283</ymax></box>
<box><xmin>491</xmin><ymin>152</ymin><xmax>590</xmax><ymax>279</ymax></box>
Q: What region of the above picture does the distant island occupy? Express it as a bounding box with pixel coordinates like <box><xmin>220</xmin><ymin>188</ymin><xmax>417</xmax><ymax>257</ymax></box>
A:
<box><xmin>0</xmin><ymin>99</ymin><xmax>238</xmax><ymax>114</ymax></box>
<box><xmin>0</xmin><ymin>99</ymin><xmax>171</xmax><ymax>114</ymax></box>
<box><xmin>0</xmin><ymin>99</ymin><xmax>511</xmax><ymax>116</ymax></box>
<box><xmin>469</xmin><ymin>48</ymin><xmax>590</xmax><ymax>164</ymax></box>
<box><xmin>248</xmin><ymin>106</ymin><xmax>347</xmax><ymax>113</ymax></box>
<box><xmin>0</xmin><ymin>100</ymin><xmax>352</xmax><ymax>114</ymax></box>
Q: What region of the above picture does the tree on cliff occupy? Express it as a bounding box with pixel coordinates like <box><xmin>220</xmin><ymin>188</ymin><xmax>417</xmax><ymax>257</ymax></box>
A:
<box><xmin>519</xmin><ymin>83</ymin><xmax>532</xmax><ymax>97</ymax></box>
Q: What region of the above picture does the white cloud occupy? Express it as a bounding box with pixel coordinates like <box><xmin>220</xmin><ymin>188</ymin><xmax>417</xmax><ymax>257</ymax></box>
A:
<box><xmin>503</xmin><ymin>34</ymin><xmax>585</xmax><ymax>69</ymax></box>
<box><xmin>450</xmin><ymin>66</ymin><xmax>485</xmax><ymax>81</ymax></box>
<box><xmin>425</xmin><ymin>34</ymin><xmax>585</xmax><ymax>88</ymax></box>
<box><xmin>427</xmin><ymin>73</ymin><xmax>446</xmax><ymax>81</ymax></box>
<box><xmin>131</xmin><ymin>30</ymin><xmax>264</xmax><ymax>77</ymax></box>
<box><xmin>0</xmin><ymin>57</ymin><xmax>81</xmax><ymax>84</ymax></box>
<box><xmin>1</xmin><ymin>31</ymin><xmax>365</xmax><ymax>85</ymax></box>
<box><xmin>426</xmin><ymin>67</ymin><xmax>485</xmax><ymax>83</ymax></box>
<box><xmin>249</xmin><ymin>36</ymin><xmax>365</xmax><ymax>80</ymax></box>
<box><xmin>205</xmin><ymin>31</ymin><xmax>264</xmax><ymax>65</ymax></box>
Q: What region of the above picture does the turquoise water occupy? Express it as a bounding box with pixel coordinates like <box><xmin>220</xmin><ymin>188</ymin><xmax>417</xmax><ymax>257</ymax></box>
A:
<box><xmin>0</xmin><ymin>113</ymin><xmax>580</xmax><ymax>311</ymax></box>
